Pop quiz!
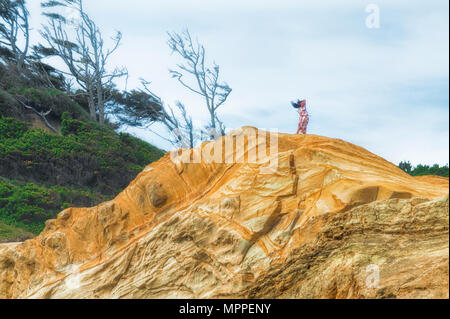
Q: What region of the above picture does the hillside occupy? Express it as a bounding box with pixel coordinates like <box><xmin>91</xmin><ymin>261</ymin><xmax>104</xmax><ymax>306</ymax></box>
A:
<box><xmin>0</xmin><ymin>127</ymin><xmax>448</xmax><ymax>299</ymax></box>
<box><xmin>0</xmin><ymin>113</ymin><xmax>164</xmax><ymax>238</ymax></box>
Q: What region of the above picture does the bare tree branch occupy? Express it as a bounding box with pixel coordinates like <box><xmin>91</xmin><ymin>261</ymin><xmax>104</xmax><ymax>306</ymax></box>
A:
<box><xmin>0</xmin><ymin>0</ymin><xmax>30</xmax><ymax>70</ymax></box>
<box><xmin>40</xmin><ymin>0</ymin><xmax>127</xmax><ymax>124</ymax></box>
<box><xmin>16</xmin><ymin>97</ymin><xmax>58</xmax><ymax>134</ymax></box>
<box><xmin>167</xmin><ymin>29</ymin><xmax>232</xmax><ymax>138</ymax></box>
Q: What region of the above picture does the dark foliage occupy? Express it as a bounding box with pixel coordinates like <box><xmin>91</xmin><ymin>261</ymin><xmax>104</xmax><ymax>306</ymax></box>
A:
<box><xmin>0</xmin><ymin>177</ymin><xmax>109</xmax><ymax>234</ymax></box>
<box><xmin>399</xmin><ymin>161</ymin><xmax>449</xmax><ymax>177</ymax></box>
<box><xmin>0</xmin><ymin>116</ymin><xmax>165</xmax><ymax>234</ymax></box>
<box><xmin>0</xmin><ymin>116</ymin><xmax>164</xmax><ymax>194</ymax></box>
<box><xmin>109</xmin><ymin>89</ymin><xmax>164</xmax><ymax>128</ymax></box>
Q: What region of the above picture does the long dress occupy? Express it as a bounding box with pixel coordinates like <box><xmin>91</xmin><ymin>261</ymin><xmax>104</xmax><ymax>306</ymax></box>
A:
<box><xmin>297</xmin><ymin>107</ymin><xmax>309</xmax><ymax>134</ymax></box>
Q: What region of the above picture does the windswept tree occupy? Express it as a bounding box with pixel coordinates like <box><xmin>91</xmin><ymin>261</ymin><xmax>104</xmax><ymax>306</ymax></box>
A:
<box><xmin>110</xmin><ymin>80</ymin><xmax>164</xmax><ymax>128</ymax></box>
<box><xmin>112</xmin><ymin>80</ymin><xmax>199</xmax><ymax>149</ymax></box>
<box><xmin>0</xmin><ymin>1</ymin><xmax>65</xmax><ymax>90</ymax></box>
<box><xmin>399</xmin><ymin>161</ymin><xmax>412</xmax><ymax>175</ymax></box>
<box><xmin>28</xmin><ymin>44</ymin><xmax>66</xmax><ymax>90</ymax></box>
<box><xmin>0</xmin><ymin>0</ymin><xmax>29</xmax><ymax>70</ymax></box>
<box><xmin>168</xmin><ymin>29</ymin><xmax>232</xmax><ymax>139</ymax></box>
<box><xmin>40</xmin><ymin>0</ymin><xmax>127</xmax><ymax>124</ymax></box>
<box><xmin>159</xmin><ymin>100</ymin><xmax>198</xmax><ymax>149</ymax></box>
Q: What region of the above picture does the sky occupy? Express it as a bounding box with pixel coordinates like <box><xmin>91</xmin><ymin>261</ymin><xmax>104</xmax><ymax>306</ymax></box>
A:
<box><xmin>27</xmin><ymin>0</ymin><xmax>449</xmax><ymax>166</ymax></box>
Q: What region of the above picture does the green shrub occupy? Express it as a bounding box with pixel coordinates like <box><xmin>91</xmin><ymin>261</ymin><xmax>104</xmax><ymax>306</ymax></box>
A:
<box><xmin>0</xmin><ymin>221</ymin><xmax>35</xmax><ymax>243</ymax></box>
<box><xmin>0</xmin><ymin>89</ymin><xmax>21</xmax><ymax>118</ymax></box>
<box><xmin>0</xmin><ymin>116</ymin><xmax>164</xmax><ymax>194</ymax></box>
<box><xmin>6</xmin><ymin>87</ymin><xmax>90</xmax><ymax>121</ymax></box>
<box><xmin>0</xmin><ymin>116</ymin><xmax>164</xmax><ymax>235</ymax></box>
<box><xmin>0</xmin><ymin>117</ymin><xmax>29</xmax><ymax>138</ymax></box>
<box><xmin>61</xmin><ymin>112</ymin><xmax>88</xmax><ymax>136</ymax></box>
<box><xmin>0</xmin><ymin>178</ymin><xmax>110</xmax><ymax>234</ymax></box>
<box><xmin>399</xmin><ymin>161</ymin><xmax>449</xmax><ymax>177</ymax></box>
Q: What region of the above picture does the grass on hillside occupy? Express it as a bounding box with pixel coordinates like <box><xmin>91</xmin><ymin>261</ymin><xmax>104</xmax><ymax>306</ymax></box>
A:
<box><xmin>0</xmin><ymin>177</ymin><xmax>112</xmax><ymax>234</ymax></box>
<box><xmin>0</xmin><ymin>115</ymin><xmax>165</xmax><ymax>237</ymax></box>
<box><xmin>0</xmin><ymin>221</ymin><xmax>35</xmax><ymax>243</ymax></box>
<box><xmin>0</xmin><ymin>115</ymin><xmax>165</xmax><ymax>194</ymax></box>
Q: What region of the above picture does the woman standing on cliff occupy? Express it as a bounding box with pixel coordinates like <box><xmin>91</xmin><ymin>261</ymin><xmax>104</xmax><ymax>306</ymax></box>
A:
<box><xmin>291</xmin><ymin>99</ymin><xmax>309</xmax><ymax>134</ymax></box>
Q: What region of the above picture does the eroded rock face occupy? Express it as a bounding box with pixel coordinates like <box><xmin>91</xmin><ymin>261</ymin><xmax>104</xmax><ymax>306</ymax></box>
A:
<box><xmin>0</xmin><ymin>128</ymin><xmax>448</xmax><ymax>299</ymax></box>
<box><xmin>147</xmin><ymin>182</ymin><xmax>168</xmax><ymax>208</ymax></box>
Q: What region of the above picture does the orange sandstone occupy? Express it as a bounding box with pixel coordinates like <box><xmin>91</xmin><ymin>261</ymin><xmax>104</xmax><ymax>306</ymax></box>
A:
<box><xmin>0</xmin><ymin>128</ymin><xmax>448</xmax><ymax>299</ymax></box>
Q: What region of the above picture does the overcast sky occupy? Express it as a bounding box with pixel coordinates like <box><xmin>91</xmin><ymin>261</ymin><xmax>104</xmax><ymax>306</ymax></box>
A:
<box><xmin>27</xmin><ymin>0</ymin><xmax>449</xmax><ymax>166</ymax></box>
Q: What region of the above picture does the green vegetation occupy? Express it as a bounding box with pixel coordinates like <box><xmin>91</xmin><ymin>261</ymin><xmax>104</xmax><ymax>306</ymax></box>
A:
<box><xmin>0</xmin><ymin>178</ymin><xmax>110</xmax><ymax>234</ymax></box>
<box><xmin>0</xmin><ymin>115</ymin><xmax>165</xmax><ymax>239</ymax></box>
<box><xmin>0</xmin><ymin>221</ymin><xmax>35</xmax><ymax>244</ymax></box>
<box><xmin>399</xmin><ymin>161</ymin><xmax>449</xmax><ymax>177</ymax></box>
<box><xmin>5</xmin><ymin>87</ymin><xmax>90</xmax><ymax>120</ymax></box>
<box><xmin>1</xmin><ymin>1</ymin><xmax>168</xmax><ymax>242</ymax></box>
<box><xmin>0</xmin><ymin>88</ymin><xmax>21</xmax><ymax>118</ymax></box>
<box><xmin>0</xmin><ymin>60</ymin><xmax>165</xmax><ymax>241</ymax></box>
<box><xmin>0</xmin><ymin>116</ymin><xmax>164</xmax><ymax>193</ymax></box>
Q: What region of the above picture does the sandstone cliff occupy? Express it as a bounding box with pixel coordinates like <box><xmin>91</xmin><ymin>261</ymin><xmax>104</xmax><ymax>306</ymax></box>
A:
<box><xmin>0</xmin><ymin>128</ymin><xmax>448</xmax><ymax>299</ymax></box>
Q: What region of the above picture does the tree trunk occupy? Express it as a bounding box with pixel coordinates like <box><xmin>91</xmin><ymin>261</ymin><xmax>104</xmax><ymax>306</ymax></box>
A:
<box><xmin>88</xmin><ymin>88</ymin><xmax>96</xmax><ymax>121</ymax></box>
<box><xmin>98</xmin><ymin>100</ymin><xmax>104</xmax><ymax>124</ymax></box>
<box><xmin>189</xmin><ymin>127</ymin><xmax>194</xmax><ymax>149</ymax></box>
<box><xmin>97</xmin><ymin>79</ymin><xmax>104</xmax><ymax>124</ymax></box>
<box><xmin>210</xmin><ymin>115</ymin><xmax>215</xmax><ymax>129</ymax></box>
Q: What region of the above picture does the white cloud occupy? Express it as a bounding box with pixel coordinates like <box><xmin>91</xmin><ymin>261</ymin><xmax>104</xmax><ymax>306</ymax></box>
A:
<box><xmin>26</xmin><ymin>0</ymin><xmax>449</xmax><ymax>165</ymax></box>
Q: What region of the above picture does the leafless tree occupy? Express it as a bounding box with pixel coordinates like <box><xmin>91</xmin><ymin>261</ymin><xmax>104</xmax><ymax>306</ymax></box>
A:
<box><xmin>0</xmin><ymin>0</ymin><xmax>30</xmax><ymax>70</ymax></box>
<box><xmin>140</xmin><ymin>80</ymin><xmax>198</xmax><ymax>149</ymax></box>
<box><xmin>116</xmin><ymin>79</ymin><xmax>199</xmax><ymax>149</ymax></box>
<box><xmin>168</xmin><ymin>29</ymin><xmax>231</xmax><ymax>139</ymax></box>
<box><xmin>15</xmin><ymin>95</ymin><xmax>58</xmax><ymax>133</ymax></box>
<box><xmin>159</xmin><ymin>101</ymin><xmax>198</xmax><ymax>149</ymax></box>
<box><xmin>40</xmin><ymin>0</ymin><xmax>127</xmax><ymax>124</ymax></box>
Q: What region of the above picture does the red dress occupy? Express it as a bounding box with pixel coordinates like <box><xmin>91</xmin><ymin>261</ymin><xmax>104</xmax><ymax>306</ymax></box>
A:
<box><xmin>297</xmin><ymin>106</ymin><xmax>309</xmax><ymax>134</ymax></box>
